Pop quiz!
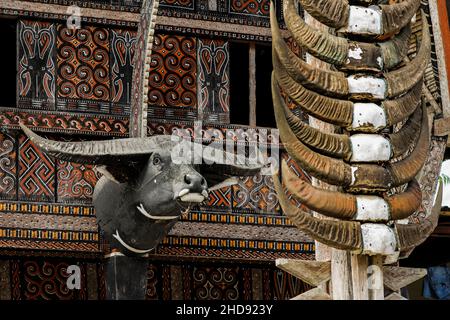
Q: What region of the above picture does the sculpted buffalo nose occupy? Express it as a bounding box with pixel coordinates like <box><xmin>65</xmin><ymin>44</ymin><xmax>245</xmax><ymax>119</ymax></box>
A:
<box><xmin>184</xmin><ymin>174</ymin><xmax>207</xmax><ymax>192</ymax></box>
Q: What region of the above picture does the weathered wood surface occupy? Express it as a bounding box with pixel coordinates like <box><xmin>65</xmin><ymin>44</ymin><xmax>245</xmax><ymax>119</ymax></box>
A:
<box><xmin>291</xmin><ymin>287</ymin><xmax>332</xmax><ymax>300</ymax></box>
<box><xmin>383</xmin><ymin>266</ymin><xmax>427</xmax><ymax>291</ymax></box>
<box><xmin>276</xmin><ymin>259</ymin><xmax>331</xmax><ymax>287</ymax></box>
<box><xmin>385</xmin><ymin>292</ymin><xmax>408</xmax><ymax>300</ymax></box>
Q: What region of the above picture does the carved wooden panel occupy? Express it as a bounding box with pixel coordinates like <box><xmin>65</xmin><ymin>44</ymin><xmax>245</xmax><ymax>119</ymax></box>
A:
<box><xmin>18</xmin><ymin>20</ymin><xmax>56</xmax><ymax>110</ymax></box>
<box><xmin>18</xmin><ymin>134</ymin><xmax>56</xmax><ymax>202</ymax></box>
<box><xmin>198</xmin><ymin>38</ymin><xmax>230</xmax><ymax>123</ymax></box>
<box><xmin>149</xmin><ymin>34</ymin><xmax>197</xmax><ymax>108</ymax></box>
<box><xmin>0</xmin><ymin>133</ymin><xmax>17</xmax><ymax>200</ymax></box>
<box><xmin>56</xmin><ymin>25</ymin><xmax>110</xmax><ymax>112</ymax></box>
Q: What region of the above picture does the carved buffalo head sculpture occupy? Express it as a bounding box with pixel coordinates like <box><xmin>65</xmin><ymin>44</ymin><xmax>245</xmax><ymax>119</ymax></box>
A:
<box><xmin>20</xmin><ymin>124</ymin><xmax>265</xmax><ymax>255</ymax></box>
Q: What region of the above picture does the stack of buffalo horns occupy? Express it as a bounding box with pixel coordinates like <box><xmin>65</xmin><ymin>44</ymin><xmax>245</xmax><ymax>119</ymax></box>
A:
<box><xmin>271</xmin><ymin>0</ymin><xmax>442</xmax><ymax>259</ymax></box>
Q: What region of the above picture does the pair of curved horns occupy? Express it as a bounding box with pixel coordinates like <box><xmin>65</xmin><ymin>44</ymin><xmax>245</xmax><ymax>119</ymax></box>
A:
<box><xmin>274</xmin><ymin>55</ymin><xmax>423</xmax><ymax>130</ymax></box>
<box><xmin>281</xmin><ymin>91</ymin><xmax>423</xmax><ymax>160</ymax></box>
<box><xmin>298</xmin><ymin>0</ymin><xmax>420</xmax><ymax>35</ymax></box>
<box><xmin>273</xmin><ymin>172</ymin><xmax>442</xmax><ymax>254</ymax></box>
<box><xmin>282</xmin><ymin>160</ymin><xmax>422</xmax><ymax>221</ymax></box>
<box><xmin>19</xmin><ymin>123</ymin><xmax>264</xmax><ymax>171</ymax></box>
<box><xmin>284</xmin><ymin>0</ymin><xmax>411</xmax><ymax>71</ymax></box>
<box><xmin>272</xmin><ymin>74</ymin><xmax>429</xmax><ymax>191</ymax></box>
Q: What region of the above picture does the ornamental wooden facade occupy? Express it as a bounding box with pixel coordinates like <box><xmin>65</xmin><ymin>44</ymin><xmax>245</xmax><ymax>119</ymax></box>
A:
<box><xmin>0</xmin><ymin>0</ymin><xmax>449</xmax><ymax>300</ymax></box>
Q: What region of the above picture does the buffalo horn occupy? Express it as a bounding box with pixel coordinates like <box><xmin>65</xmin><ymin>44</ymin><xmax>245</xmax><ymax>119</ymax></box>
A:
<box><xmin>19</xmin><ymin>123</ymin><xmax>169</xmax><ymax>165</ymax></box>
<box><xmin>273</xmin><ymin>171</ymin><xmax>363</xmax><ymax>251</ymax></box>
<box><xmin>396</xmin><ymin>181</ymin><xmax>443</xmax><ymax>251</ymax></box>
<box><xmin>297</xmin><ymin>0</ymin><xmax>349</xmax><ymax>29</ymax></box>
<box><xmin>270</xmin><ymin>3</ymin><xmax>349</xmax><ymax>98</ymax></box>
<box><xmin>380</xmin><ymin>0</ymin><xmax>421</xmax><ymax>35</ymax></box>
<box><xmin>284</xmin><ymin>0</ymin><xmax>411</xmax><ymax>71</ymax></box>
<box><xmin>282</xmin><ymin>161</ymin><xmax>422</xmax><ymax>221</ymax></box>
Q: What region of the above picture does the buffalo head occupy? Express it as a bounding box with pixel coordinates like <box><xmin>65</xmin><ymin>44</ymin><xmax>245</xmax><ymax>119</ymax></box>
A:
<box><xmin>20</xmin><ymin>124</ymin><xmax>265</xmax><ymax>255</ymax></box>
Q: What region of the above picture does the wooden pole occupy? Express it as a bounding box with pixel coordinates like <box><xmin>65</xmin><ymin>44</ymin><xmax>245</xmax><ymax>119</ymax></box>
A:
<box><xmin>304</xmin><ymin>11</ymin><xmax>375</xmax><ymax>300</ymax></box>
<box><xmin>249</xmin><ymin>43</ymin><xmax>257</xmax><ymax>127</ymax></box>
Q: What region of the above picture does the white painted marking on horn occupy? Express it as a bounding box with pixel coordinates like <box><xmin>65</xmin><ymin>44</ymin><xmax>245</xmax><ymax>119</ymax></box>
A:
<box><xmin>377</xmin><ymin>56</ymin><xmax>383</xmax><ymax>69</ymax></box>
<box><xmin>346</xmin><ymin>6</ymin><xmax>382</xmax><ymax>35</ymax></box>
<box><xmin>180</xmin><ymin>193</ymin><xmax>205</xmax><ymax>203</ymax></box>
<box><xmin>137</xmin><ymin>204</ymin><xmax>179</xmax><ymax>221</ymax></box>
<box><xmin>352</xmin><ymin>103</ymin><xmax>387</xmax><ymax>131</ymax></box>
<box><xmin>355</xmin><ymin>196</ymin><xmax>390</xmax><ymax>221</ymax></box>
<box><xmin>350</xmin><ymin>134</ymin><xmax>391</xmax><ymax>162</ymax></box>
<box><xmin>348</xmin><ymin>47</ymin><xmax>363</xmax><ymax>60</ymax></box>
<box><xmin>351</xmin><ymin>166</ymin><xmax>358</xmax><ymax>185</ymax></box>
<box><xmin>347</xmin><ymin>75</ymin><xmax>386</xmax><ymax>99</ymax></box>
<box><xmin>112</xmin><ymin>230</ymin><xmax>153</xmax><ymax>254</ymax></box>
<box><xmin>361</xmin><ymin>224</ymin><xmax>397</xmax><ymax>255</ymax></box>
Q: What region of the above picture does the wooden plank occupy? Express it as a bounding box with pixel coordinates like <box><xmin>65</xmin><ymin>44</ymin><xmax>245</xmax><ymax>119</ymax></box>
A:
<box><xmin>331</xmin><ymin>249</ymin><xmax>353</xmax><ymax>300</ymax></box>
<box><xmin>276</xmin><ymin>259</ymin><xmax>331</xmax><ymax>287</ymax></box>
<box><xmin>291</xmin><ymin>287</ymin><xmax>331</xmax><ymax>300</ymax></box>
<box><xmin>351</xmin><ymin>254</ymin><xmax>369</xmax><ymax>300</ymax></box>
<box><xmin>385</xmin><ymin>292</ymin><xmax>407</xmax><ymax>300</ymax></box>
<box><xmin>383</xmin><ymin>267</ymin><xmax>427</xmax><ymax>292</ymax></box>
<box><xmin>368</xmin><ymin>255</ymin><xmax>384</xmax><ymax>300</ymax></box>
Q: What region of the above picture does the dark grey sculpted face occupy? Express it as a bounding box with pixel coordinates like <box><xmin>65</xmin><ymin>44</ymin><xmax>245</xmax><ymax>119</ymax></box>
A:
<box><xmin>94</xmin><ymin>149</ymin><xmax>210</xmax><ymax>255</ymax></box>
<box><xmin>19</xmin><ymin>124</ymin><xmax>264</xmax><ymax>256</ymax></box>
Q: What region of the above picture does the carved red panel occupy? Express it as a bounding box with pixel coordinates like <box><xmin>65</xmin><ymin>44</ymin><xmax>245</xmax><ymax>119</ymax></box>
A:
<box><xmin>148</xmin><ymin>34</ymin><xmax>197</xmax><ymax>108</ymax></box>
<box><xmin>204</xmin><ymin>187</ymin><xmax>232</xmax><ymax>209</ymax></box>
<box><xmin>57</xmin><ymin>161</ymin><xmax>100</xmax><ymax>204</ymax></box>
<box><xmin>230</xmin><ymin>0</ymin><xmax>270</xmax><ymax>16</ymax></box>
<box><xmin>18</xmin><ymin>134</ymin><xmax>56</xmax><ymax>202</ymax></box>
<box><xmin>56</xmin><ymin>25</ymin><xmax>110</xmax><ymax>104</ymax></box>
<box><xmin>160</xmin><ymin>0</ymin><xmax>194</xmax><ymax>9</ymax></box>
<box><xmin>0</xmin><ymin>133</ymin><xmax>17</xmax><ymax>200</ymax></box>
<box><xmin>192</xmin><ymin>266</ymin><xmax>239</xmax><ymax>300</ymax></box>
<box><xmin>19</xmin><ymin>260</ymin><xmax>86</xmax><ymax>300</ymax></box>
<box><xmin>232</xmin><ymin>173</ymin><xmax>280</xmax><ymax>214</ymax></box>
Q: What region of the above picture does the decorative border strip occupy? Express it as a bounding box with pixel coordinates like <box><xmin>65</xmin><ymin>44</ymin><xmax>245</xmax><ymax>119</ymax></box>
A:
<box><xmin>0</xmin><ymin>228</ymin><xmax>99</xmax><ymax>242</ymax></box>
<box><xmin>155</xmin><ymin>246</ymin><xmax>315</xmax><ymax>261</ymax></box>
<box><xmin>0</xmin><ymin>202</ymin><xmax>95</xmax><ymax>217</ymax></box>
<box><xmin>0</xmin><ymin>108</ymin><xmax>129</xmax><ymax>137</ymax></box>
<box><xmin>161</xmin><ymin>235</ymin><xmax>315</xmax><ymax>253</ymax></box>
<box><xmin>21</xmin><ymin>0</ymin><xmax>142</xmax><ymax>12</ymax></box>
<box><xmin>184</xmin><ymin>211</ymin><xmax>292</xmax><ymax>227</ymax></box>
<box><xmin>0</xmin><ymin>239</ymin><xmax>100</xmax><ymax>253</ymax></box>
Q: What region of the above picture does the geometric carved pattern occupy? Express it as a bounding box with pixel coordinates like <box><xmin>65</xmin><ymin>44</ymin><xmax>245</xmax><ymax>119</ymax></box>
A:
<box><xmin>0</xmin><ymin>133</ymin><xmax>17</xmax><ymax>200</ymax></box>
<box><xmin>18</xmin><ymin>134</ymin><xmax>55</xmax><ymax>202</ymax></box>
<box><xmin>192</xmin><ymin>266</ymin><xmax>240</xmax><ymax>300</ymax></box>
<box><xmin>198</xmin><ymin>38</ymin><xmax>230</xmax><ymax>123</ymax></box>
<box><xmin>21</xmin><ymin>260</ymin><xmax>85</xmax><ymax>300</ymax></box>
<box><xmin>149</xmin><ymin>34</ymin><xmax>197</xmax><ymax>108</ymax></box>
<box><xmin>204</xmin><ymin>187</ymin><xmax>232</xmax><ymax>209</ymax></box>
<box><xmin>56</xmin><ymin>25</ymin><xmax>110</xmax><ymax>112</ymax></box>
<box><xmin>18</xmin><ymin>20</ymin><xmax>56</xmax><ymax>110</ymax></box>
<box><xmin>57</xmin><ymin>161</ymin><xmax>100</xmax><ymax>204</ymax></box>
<box><xmin>232</xmin><ymin>173</ymin><xmax>280</xmax><ymax>214</ymax></box>
<box><xmin>230</xmin><ymin>0</ymin><xmax>270</xmax><ymax>16</ymax></box>
<box><xmin>160</xmin><ymin>0</ymin><xmax>195</xmax><ymax>9</ymax></box>
<box><xmin>110</xmin><ymin>29</ymin><xmax>137</xmax><ymax>115</ymax></box>
<box><xmin>271</xmin><ymin>269</ymin><xmax>312</xmax><ymax>300</ymax></box>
